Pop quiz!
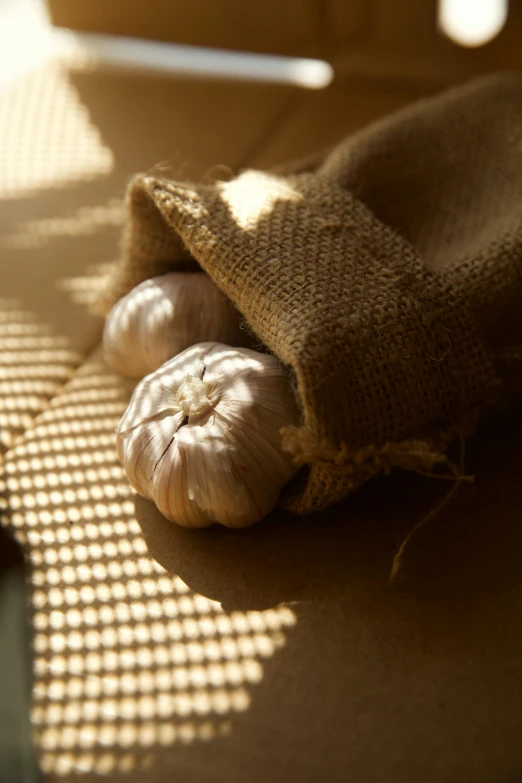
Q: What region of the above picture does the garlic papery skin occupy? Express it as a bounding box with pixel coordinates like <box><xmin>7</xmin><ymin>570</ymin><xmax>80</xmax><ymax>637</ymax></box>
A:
<box><xmin>116</xmin><ymin>342</ymin><xmax>301</xmax><ymax>528</ymax></box>
<box><xmin>103</xmin><ymin>272</ymin><xmax>245</xmax><ymax>378</ymax></box>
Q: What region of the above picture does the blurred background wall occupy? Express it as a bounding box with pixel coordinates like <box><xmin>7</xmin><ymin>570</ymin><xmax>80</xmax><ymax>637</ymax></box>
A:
<box><xmin>47</xmin><ymin>0</ymin><xmax>522</xmax><ymax>83</ymax></box>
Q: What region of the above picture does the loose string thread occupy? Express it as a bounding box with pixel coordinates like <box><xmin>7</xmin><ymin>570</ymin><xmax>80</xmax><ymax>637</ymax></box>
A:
<box><xmin>386</xmin><ymin>385</ymin><xmax>516</xmax><ymax>582</ymax></box>
<box><xmin>282</xmin><ymin>425</ymin><xmax>464</xmax><ymax>482</ymax></box>
<box><xmin>282</xmin><ymin>425</ymin><xmax>473</xmax><ymax>584</ymax></box>
<box><xmin>493</xmin><ymin>345</ymin><xmax>522</xmax><ymax>365</ymax></box>
<box><xmin>389</xmin><ymin>432</ymin><xmax>468</xmax><ymax>585</ymax></box>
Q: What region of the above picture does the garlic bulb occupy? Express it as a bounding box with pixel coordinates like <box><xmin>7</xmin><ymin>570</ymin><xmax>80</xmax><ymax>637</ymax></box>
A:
<box><xmin>103</xmin><ymin>272</ymin><xmax>244</xmax><ymax>378</ymax></box>
<box><xmin>116</xmin><ymin>342</ymin><xmax>300</xmax><ymax>527</ymax></box>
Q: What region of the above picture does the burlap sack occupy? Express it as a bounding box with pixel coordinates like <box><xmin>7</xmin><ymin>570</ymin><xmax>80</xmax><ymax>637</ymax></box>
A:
<box><xmin>103</xmin><ymin>73</ymin><xmax>522</xmax><ymax>514</ymax></box>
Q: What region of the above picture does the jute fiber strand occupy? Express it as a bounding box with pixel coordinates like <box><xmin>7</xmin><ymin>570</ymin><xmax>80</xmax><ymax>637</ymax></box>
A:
<box><xmin>104</xmin><ymin>74</ymin><xmax>522</xmax><ymax>514</ymax></box>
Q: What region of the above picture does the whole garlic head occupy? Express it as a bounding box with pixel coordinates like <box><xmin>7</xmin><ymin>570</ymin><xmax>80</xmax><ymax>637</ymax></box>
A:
<box><xmin>116</xmin><ymin>343</ymin><xmax>300</xmax><ymax>527</ymax></box>
<box><xmin>103</xmin><ymin>272</ymin><xmax>244</xmax><ymax>378</ymax></box>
